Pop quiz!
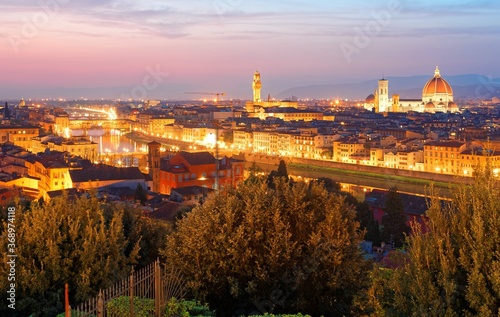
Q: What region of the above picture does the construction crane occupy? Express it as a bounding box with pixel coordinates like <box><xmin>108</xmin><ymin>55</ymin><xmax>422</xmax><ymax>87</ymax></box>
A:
<box><xmin>184</xmin><ymin>92</ymin><xmax>225</xmax><ymax>103</ymax></box>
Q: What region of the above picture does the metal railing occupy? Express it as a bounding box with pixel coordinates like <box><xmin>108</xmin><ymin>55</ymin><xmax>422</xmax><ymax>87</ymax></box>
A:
<box><xmin>67</xmin><ymin>260</ymin><xmax>186</xmax><ymax>317</ymax></box>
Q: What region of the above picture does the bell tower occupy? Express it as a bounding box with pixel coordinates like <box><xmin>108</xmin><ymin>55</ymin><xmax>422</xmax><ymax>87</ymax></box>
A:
<box><xmin>252</xmin><ymin>71</ymin><xmax>262</xmax><ymax>102</ymax></box>
<box><xmin>377</xmin><ymin>78</ymin><xmax>389</xmax><ymax>112</ymax></box>
<box><xmin>148</xmin><ymin>141</ymin><xmax>161</xmax><ymax>193</ymax></box>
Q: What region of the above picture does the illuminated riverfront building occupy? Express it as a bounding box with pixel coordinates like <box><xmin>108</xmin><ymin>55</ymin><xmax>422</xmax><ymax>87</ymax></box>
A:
<box><xmin>31</xmin><ymin>136</ymin><xmax>98</xmax><ymax>160</ymax></box>
<box><xmin>365</xmin><ymin>67</ymin><xmax>459</xmax><ymax>113</ymax></box>
<box><xmin>249</xmin><ymin>107</ymin><xmax>323</xmax><ymax>122</ymax></box>
<box><xmin>424</xmin><ymin>140</ymin><xmax>500</xmax><ymax>176</ymax></box>
<box><xmin>0</xmin><ymin>125</ymin><xmax>39</xmax><ymax>150</ymax></box>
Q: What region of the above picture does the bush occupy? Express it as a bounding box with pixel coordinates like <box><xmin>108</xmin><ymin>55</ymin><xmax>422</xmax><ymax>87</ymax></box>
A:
<box><xmin>106</xmin><ymin>296</ymin><xmax>155</xmax><ymax>317</ymax></box>
<box><xmin>249</xmin><ymin>315</ymin><xmax>311</xmax><ymax>317</ymax></box>
<box><xmin>104</xmin><ymin>296</ymin><xmax>213</xmax><ymax>317</ymax></box>
<box><xmin>164</xmin><ymin>297</ymin><xmax>214</xmax><ymax>317</ymax></box>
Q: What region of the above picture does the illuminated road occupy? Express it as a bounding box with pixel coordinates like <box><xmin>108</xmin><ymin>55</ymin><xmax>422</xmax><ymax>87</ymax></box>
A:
<box><xmin>249</xmin><ymin>162</ymin><xmax>454</xmax><ymax>199</ymax></box>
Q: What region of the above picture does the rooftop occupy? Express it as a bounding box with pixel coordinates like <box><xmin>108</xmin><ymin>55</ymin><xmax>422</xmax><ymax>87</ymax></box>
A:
<box><xmin>70</xmin><ymin>165</ymin><xmax>145</xmax><ymax>183</ymax></box>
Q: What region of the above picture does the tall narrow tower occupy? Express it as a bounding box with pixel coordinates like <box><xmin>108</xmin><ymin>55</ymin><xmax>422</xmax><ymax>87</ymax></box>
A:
<box><xmin>252</xmin><ymin>71</ymin><xmax>262</xmax><ymax>102</ymax></box>
<box><xmin>148</xmin><ymin>141</ymin><xmax>161</xmax><ymax>193</ymax></box>
<box><xmin>377</xmin><ymin>78</ymin><xmax>389</xmax><ymax>112</ymax></box>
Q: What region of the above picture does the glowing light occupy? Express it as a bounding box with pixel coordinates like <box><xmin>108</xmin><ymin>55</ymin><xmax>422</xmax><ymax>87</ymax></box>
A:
<box><xmin>63</xmin><ymin>127</ymin><xmax>71</xmax><ymax>139</ymax></box>
<box><xmin>80</xmin><ymin>107</ymin><xmax>117</xmax><ymax>120</ymax></box>
<box><xmin>203</xmin><ymin>133</ymin><xmax>216</xmax><ymax>147</ymax></box>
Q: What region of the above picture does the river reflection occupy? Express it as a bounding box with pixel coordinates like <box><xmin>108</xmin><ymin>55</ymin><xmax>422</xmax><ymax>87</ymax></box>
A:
<box><xmin>89</xmin><ymin>133</ymin><xmax>148</xmax><ymax>154</ymax></box>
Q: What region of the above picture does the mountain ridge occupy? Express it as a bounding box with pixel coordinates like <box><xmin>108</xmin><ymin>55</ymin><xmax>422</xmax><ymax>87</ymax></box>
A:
<box><xmin>276</xmin><ymin>74</ymin><xmax>500</xmax><ymax>100</ymax></box>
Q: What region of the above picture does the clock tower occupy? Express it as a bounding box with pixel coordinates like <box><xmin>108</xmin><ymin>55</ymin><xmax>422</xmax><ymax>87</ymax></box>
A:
<box><xmin>148</xmin><ymin>141</ymin><xmax>161</xmax><ymax>193</ymax></box>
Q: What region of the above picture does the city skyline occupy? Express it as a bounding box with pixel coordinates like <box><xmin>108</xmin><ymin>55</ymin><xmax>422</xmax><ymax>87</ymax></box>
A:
<box><xmin>2</xmin><ymin>0</ymin><xmax>500</xmax><ymax>100</ymax></box>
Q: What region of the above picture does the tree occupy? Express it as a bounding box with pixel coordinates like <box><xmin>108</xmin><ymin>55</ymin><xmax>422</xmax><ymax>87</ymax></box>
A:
<box><xmin>276</xmin><ymin>159</ymin><xmax>289</xmax><ymax>180</ymax></box>
<box><xmin>356</xmin><ymin>202</ymin><xmax>381</xmax><ymax>246</ymax></box>
<box><xmin>381</xmin><ymin>188</ymin><xmax>409</xmax><ymax>248</ymax></box>
<box><xmin>267</xmin><ymin>160</ymin><xmax>289</xmax><ymax>188</ymax></box>
<box><xmin>163</xmin><ymin>178</ymin><xmax>370</xmax><ymax>316</ymax></box>
<box><xmin>134</xmin><ymin>183</ymin><xmax>147</xmax><ymax>204</ymax></box>
<box><xmin>245</xmin><ymin>161</ymin><xmax>264</xmax><ymax>185</ymax></box>
<box><xmin>314</xmin><ymin>177</ymin><xmax>341</xmax><ymax>193</ymax></box>
<box><xmin>380</xmin><ymin>168</ymin><xmax>500</xmax><ymax>316</ymax></box>
<box><xmin>0</xmin><ymin>192</ymin><xmax>166</xmax><ymax>316</ymax></box>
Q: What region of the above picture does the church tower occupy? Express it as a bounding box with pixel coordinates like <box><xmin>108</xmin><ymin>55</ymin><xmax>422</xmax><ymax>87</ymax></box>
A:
<box><xmin>377</xmin><ymin>78</ymin><xmax>389</xmax><ymax>112</ymax></box>
<box><xmin>148</xmin><ymin>141</ymin><xmax>161</xmax><ymax>193</ymax></box>
<box><xmin>392</xmin><ymin>94</ymin><xmax>400</xmax><ymax>112</ymax></box>
<box><xmin>252</xmin><ymin>71</ymin><xmax>262</xmax><ymax>102</ymax></box>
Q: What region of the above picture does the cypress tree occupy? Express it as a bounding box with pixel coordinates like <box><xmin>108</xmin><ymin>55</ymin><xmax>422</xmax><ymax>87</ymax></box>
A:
<box><xmin>381</xmin><ymin>187</ymin><xmax>409</xmax><ymax>248</ymax></box>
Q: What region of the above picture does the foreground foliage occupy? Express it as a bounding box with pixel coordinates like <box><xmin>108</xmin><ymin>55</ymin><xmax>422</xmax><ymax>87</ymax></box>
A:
<box><xmin>164</xmin><ymin>178</ymin><xmax>370</xmax><ymax>316</ymax></box>
<box><xmin>381</xmin><ymin>188</ymin><xmax>409</xmax><ymax>248</ymax></box>
<box><xmin>105</xmin><ymin>296</ymin><xmax>214</xmax><ymax>317</ymax></box>
<box><xmin>370</xmin><ymin>168</ymin><xmax>500</xmax><ymax>316</ymax></box>
<box><xmin>0</xmin><ymin>192</ymin><xmax>167</xmax><ymax>317</ymax></box>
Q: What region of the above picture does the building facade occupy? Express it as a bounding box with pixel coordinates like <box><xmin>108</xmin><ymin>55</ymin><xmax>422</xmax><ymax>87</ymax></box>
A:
<box><xmin>158</xmin><ymin>151</ymin><xmax>244</xmax><ymax>194</ymax></box>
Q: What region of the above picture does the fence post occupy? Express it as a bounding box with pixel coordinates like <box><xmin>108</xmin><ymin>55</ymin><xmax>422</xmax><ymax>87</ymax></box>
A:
<box><xmin>130</xmin><ymin>266</ymin><xmax>135</xmax><ymax>317</ymax></box>
<box><xmin>65</xmin><ymin>283</ymin><xmax>70</xmax><ymax>317</ymax></box>
<box><xmin>155</xmin><ymin>259</ymin><xmax>161</xmax><ymax>317</ymax></box>
<box><xmin>97</xmin><ymin>290</ymin><xmax>104</xmax><ymax>317</ymax></box>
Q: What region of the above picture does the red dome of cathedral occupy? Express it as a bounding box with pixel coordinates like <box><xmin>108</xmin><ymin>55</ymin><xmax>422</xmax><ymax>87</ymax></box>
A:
<box><xmin>422</xmin><ymin>66</ymin><xmax>453</xmax><ymax>96</ymax></box>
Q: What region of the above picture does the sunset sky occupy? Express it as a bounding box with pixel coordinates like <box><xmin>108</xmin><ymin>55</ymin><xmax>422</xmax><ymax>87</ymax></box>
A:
<box><xmin>1</xmin><ymin>0</ymin><xmax>499</xmax><ymax>99</ymax></box>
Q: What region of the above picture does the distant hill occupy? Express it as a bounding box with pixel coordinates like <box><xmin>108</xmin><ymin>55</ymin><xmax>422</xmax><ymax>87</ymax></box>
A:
<box><xmin>276</xmin><ymin>74</ymin><xmax>500</xmax><ymax>101</ymax></box>
<box><xmin>2</xmin><ymin>74</ymin><xmax>499</xmax><ymax>101</ymax></box>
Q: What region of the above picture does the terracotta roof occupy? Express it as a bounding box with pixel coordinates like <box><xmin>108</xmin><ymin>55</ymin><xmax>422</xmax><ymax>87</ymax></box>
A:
<box><xmin>70</xmin><ymin>165</ymin><xmax>145</xmax><ymax>183</ymax></box>
<box><xmin>149</xmin><ymin>201</ymin><xmax>184</xmax><ymax>222</ymax></box>
<box><xmin>171</xmin><ymin>186</ymin><xmax>213</xmax><ymax>197</ymax></box>
<box><xmin>425</xmin><ymin>140</ymin><xmax>465</xmax><ymax>148</ymax></box>
<box><xmin>179</xmin><ymin>151</ymin><xmax>215</xmax><ymax>166</ymax></box>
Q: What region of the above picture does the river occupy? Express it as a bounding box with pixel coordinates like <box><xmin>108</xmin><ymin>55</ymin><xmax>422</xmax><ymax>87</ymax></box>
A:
<box><xmin>88</xmin><ymin>131</ymin><xmax>148</xmax><ymax>154</ymax></box>
<box><xmin>248</xmin><ymin>162</ymin><xmax>454</xmax><ymax>199</ymax></box>
<box><xmin>94</xmin><ymin>132</ymin><xmax>453</xmax><ymax>198</ymax></box>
